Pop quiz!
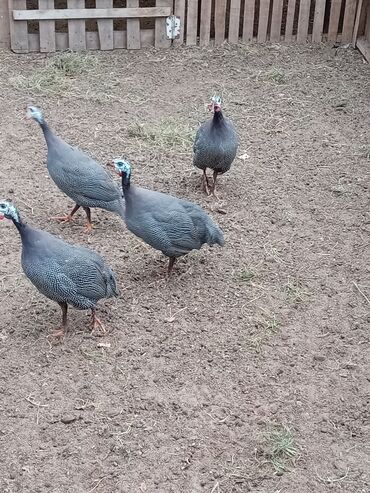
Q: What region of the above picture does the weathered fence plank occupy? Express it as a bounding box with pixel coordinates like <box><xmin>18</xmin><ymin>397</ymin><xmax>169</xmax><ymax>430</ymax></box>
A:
<box><xmin>186</xmin><ymin>0</ymin><xmax>198</xmax><ymax>45</ymax></box>
<box><xmin>242</xmin><ymin>0</ymin><xmax>255</xmax><ymax>42</ymax></box>
<box><xmin>200</xmin><ymin>0</ymin><xmax>212</xmax><ymax>45</ymax></box>
<box><xmin>215</xmin><ymin>0</ymin><xmax>227</xmax><ymax>44</ymax></box>
<box><xmin>9</xmin><ymin>0</ymin><xmax>28</xmax><ymax>53</ymax></box>
<box><xmin>228</xmin><ymin>0</ymin><xmax>241</xmax><ymax>43</ymax></box>
<box><xmin>257</xmin><ymin>0</ymin><xmax>270</xmax><ymax>42</ymax></box>
<box><xmin>39</xmin><ymin>0</ymin><xmax>56</xmax><ymax>52</ymax></box>
<box><xmin>13</xmin><ymin>8</ymin><xmax>172</xmax><ymax>20</ymax></box>
<box><xmin>297</xmin><ymin>0</ymin><xmax>311</xmax><ymax>43</ymax></box>
<box><xmin>173</xmin><ymin>0</ymin><xmax>185</xmax><ymax>45</ymax></box>
<box><xmin>312</xmin><ymin>0</ymin><xmax>326</xmax><ymax>42</ymax></box>
<box><xmin>327</xmin><ymin>0</ymin><xmax>342</xmax><ymax>42</ymax></box>
<box><xmin>342</xmin><ymin>0</ymin><xmax>357</xmax><ymax>42</ymax></box>
<box><xmin>284</xmin><ymin>0</ymin><xmax>296</xmax><ymax>41</ymax></box>
<box><xmin>0</xmin><ymin>1</ymin><xmax>10</xmax><ymax>47</ymax></box>
<box><xmin>67</xmin><ymin>0</ymin><xmax>86</xmax><ymax>50</ymax></box>
<box><xmin>270</xmin><ymin>0</ymin><xmax>284</xmax><ymax>42</ymax></box>
<box><xmin>155</xmin><ymin>0</ymin><xmax>172</xmax><ymax>48</ymax></box>
<box><xmin>97</xmin><ymin>0</ymin><xmax>114</xmax><ymax>50</ymax></box>
<box><xmin>126</xmin><ymin>0</ymin><xmax>140</xmax><ymax>49</ymax></box>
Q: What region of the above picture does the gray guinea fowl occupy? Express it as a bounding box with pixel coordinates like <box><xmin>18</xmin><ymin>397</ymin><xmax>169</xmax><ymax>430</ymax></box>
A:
<box><xmin>0</xmin><ymin>200</ymin><xmax>119</xmax><ymax>338</ymax></box>
<box><xmin>193</xmin><ymin>96</ymin><xmax>238</xmax><ymax>196</ymax></box>
<box><xmin>27</xmin><ymin>105</ymin><xmax>125</xmax><ymax>233</ymax></box>
<box><xmin>112</xmin><ymin>159</ymin><xmax>225</xmax><ymax>274</ymax></box>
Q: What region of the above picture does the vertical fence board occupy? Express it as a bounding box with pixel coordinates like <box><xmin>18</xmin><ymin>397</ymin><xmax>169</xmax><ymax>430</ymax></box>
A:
<box><xmin>342</xmin><ymin>0</ymin><xmax>357</xmax><ymax>42</ymax></box>
<box><xmin>284</xmin><ymin>0</ymin><xmax>296</xmax><ymax>41</ymax></box>
<box><xmin>39</xmin><ymin>0</ymin><xmax>56</xmax><ymax>52</ymax></box>
<box><xmin>270</xmin><ymin>0</ymin><xmax>284</xmax><ymax>41</ymax></box>
<box><xmin>257</xmin><ymin>0</ymin><xmax>270</xmax><ymax>42</ymax></box>
<box><xmin>228</xmin><ymin>0</ymin><xmax>241</xmax><ymax>43</ymax></box>
<box><xmin>186</xmin><ymin>0</ymin><xmax>198</xmax><ymax>45</ymax></box>
<box><xmin>96</xmin><ymin>0</ymin><xmax>114</xmax><ymax>50</ymax></box>
<box><xmin>0</xmin><ymin>0</ymin><xmax>10</xmax><ymax>47</ymax></box>
<box><xmin>297</xmin><ymin>0</ymin><xmax>311</xmax><ymax>43</ymax></box>
<box><xmin>200</xmin><ymin>0</ymin><xmax>212</xmax><ymax>45</ymax></box>
<box><xmin>126</xmin><ymin>0</ymin><xmax>140</xmax><ymax>49</ymax></box>
<box><xmin>155</xmin><ymin>0</ymin><xmax>172</xmax><ymax>47</ymax></box>
<box><xmin>215</xmin><ymin>0</ymin><xmax>227</xmax><ymax>44</ymax></box>
<box><xmin>9</xmin><ymin>0</ymin><xmax>28</xmax><ymax>53</ymax></box>
<box><xmin>67</xmin><ymin>0</ymin><xmax>86</xmax><ymax>50</ymax></box>
<box><xmin>312</xmin><ymin>0</ymin><xmax>326</xmax><ymax>42</ymax></box>
<box><xmin>173</xmin><ymin>0</ymin><xmax>185</xmax><ymax>45</ymax></box>
<box><xmin>328</xmin><ymin>0</ymin><xmax>342</xmax><ymax>41</ymax></box>
<box><xmin>242</xmin><ymin>0</ymin><xmax>255</xmax><ymax>41</ymax></box>
<box><xmin>352</xmin><ymin>0</ymin><xmax>363</xmax><ymax>45</ymax></box>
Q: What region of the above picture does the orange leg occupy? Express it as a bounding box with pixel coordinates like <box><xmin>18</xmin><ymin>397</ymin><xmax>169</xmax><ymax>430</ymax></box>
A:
<box><xmin>201</xmin><ymin>170</ymin><xmax>211</xmax><ymax>196</ymax></box>
<box><xmin>91</xmin><ymin>309</ymin><xmax>106</xmax><ymax>334</ymax></box>
<box><xmin>83</xmin><ymin>207</ymin><xmax>94</xmax><ymax>234</ymax></box>
<box><xmin>50</xmin><ymin>302</ymin><xmax>68</xmax><ymax>339</ymax></box>
<box><xmin>51</xmin><ymin>204</ymin><xmax>80</xmax><ymax>223</ymax></box>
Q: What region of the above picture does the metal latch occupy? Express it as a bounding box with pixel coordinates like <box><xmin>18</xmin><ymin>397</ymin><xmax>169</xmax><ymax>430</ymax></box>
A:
<box><xmin>166</xmin><ymin>15</ymin><xmax>181</xmax><ymax>40</ymax></box>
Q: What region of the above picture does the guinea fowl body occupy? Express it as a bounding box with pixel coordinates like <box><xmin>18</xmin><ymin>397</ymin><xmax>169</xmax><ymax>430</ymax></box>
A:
<box><xmin>20</xmin><ymin>224</ymin><xmax>118</xmax><ymax>310</ymax></box>
<box><xmin>113</xmin><ymin>159</ymin><xmax>224</xmax><ymax>273</ymax></box>
<box><xmin>28</xmin><ymin>106</ymin><xmax>125</xmax><ymax>230</ymax></box>
<box><xmin>193</xmin><ymin>99</ymin><xmax>238</xmax><ymax>195</ymax></box>
<box><xmin>0</xmin><ymin>201</ymin><xmax>118</xmax><ymax>336</ymax></box>
<box><xmin>194</xmin><ymin>111</ymin><xmax>238</xmax><ymax>174</ymax></box>
<box><xmin>124</xmin><ymin>185</ymin><xmax>225</xmax><ymax>259</ymax></box>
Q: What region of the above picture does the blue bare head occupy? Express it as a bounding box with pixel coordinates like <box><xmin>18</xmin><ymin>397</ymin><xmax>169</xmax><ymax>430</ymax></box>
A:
<box><xmin>27</xmin><ymin>105</ymin><xmax>44</xmax><ymax>125</ymax></box>
<box><xmin>113</xmin><ymin>158</ymin><xmax>132</xmax><ymax>187</ymax></box>
<box><xmin>0</xmin><ymin>200</ymin><xmax>20</xmax><ymax>223</ymax></box>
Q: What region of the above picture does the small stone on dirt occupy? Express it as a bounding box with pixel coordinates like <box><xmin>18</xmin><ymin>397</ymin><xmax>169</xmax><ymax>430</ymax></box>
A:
<box><xmin>61</xmin><ymin>414</ymin><xmax>77</xmax><ymax>424</ymax></box>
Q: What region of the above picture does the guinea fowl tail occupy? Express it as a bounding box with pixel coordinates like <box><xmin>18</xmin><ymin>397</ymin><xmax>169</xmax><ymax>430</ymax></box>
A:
<box><xmin>106</xmin><ymin>268</ymin><xmax>119</xmax><ymax>298</ymax></box>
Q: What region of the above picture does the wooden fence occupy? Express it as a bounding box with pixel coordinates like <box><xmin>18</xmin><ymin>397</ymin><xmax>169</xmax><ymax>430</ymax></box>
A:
<box><xmin>354</xmin><ymin>0</ymin><xmax>370</xmax><ymax>61</ymax></box>
<box><xmin>0</xmin><ymin>0</ymin><xmax>367</xmax><ymax>53</ymax></box>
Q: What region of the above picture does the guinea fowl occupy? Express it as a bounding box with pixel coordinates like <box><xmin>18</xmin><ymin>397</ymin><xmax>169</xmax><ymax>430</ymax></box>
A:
<box><xmin>27</xmin><ymin>105</ymin><xmax>125</xmax><ymax>233</ymax></box>
<box><xmin>0</xmin><ymin>200</ymin><xmax>118</xmax><ymax>338</ymax></box>
<box><xmin>112</xmin><ymin>159</ymin><xmax>225</xmax><ymax>274</ymax></box>
<box><xmin>193</xmin><ymin>96</ymin><xmax>238</xmax><ymax>196</ymax></box>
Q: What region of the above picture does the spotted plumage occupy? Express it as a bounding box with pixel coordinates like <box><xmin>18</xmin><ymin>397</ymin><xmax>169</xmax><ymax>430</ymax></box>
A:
<box><xmin>0</xmin><ymin>201</ymin><xmax>118</xmax><ymax>337</ymax></box>
<box><xmin>27</xmin><ymin>105</ymin><xmax>125</xmax><ymax>233</ymax></box>
<box><xmin>113</xmin><ymin>159</ymin><xmax>224</xmax><ymax>274</ymax></box>
<box><xmin>193</xmin><ymin>96</ymin><xmax>238</xmax><ymax>196</ymax></box>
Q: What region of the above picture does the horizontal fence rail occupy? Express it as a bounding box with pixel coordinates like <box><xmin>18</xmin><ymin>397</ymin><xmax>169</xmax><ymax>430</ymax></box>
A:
<box><xmin>2</xmin><ymin>0</ymin><xmax>366</xmax><ymax>53</ymax></box>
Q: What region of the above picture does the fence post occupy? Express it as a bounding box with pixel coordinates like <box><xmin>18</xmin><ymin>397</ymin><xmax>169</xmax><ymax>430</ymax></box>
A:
<box><xmin>0</xmin><ymin>2</ymin><xmax>10</xmax><ymax>48</ymax></box>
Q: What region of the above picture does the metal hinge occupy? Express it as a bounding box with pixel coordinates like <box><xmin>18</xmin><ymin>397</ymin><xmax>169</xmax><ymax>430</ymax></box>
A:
<box><xmin>166</xmin><ymin>15</ymin><xmax>181</xmax><ymax>40</ymax></box>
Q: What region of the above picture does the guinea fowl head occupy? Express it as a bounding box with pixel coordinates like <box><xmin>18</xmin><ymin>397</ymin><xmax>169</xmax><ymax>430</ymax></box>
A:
<box><xmin>0</xmin><ymin>200</ymin><xmax>20</xmax><ymax>223</ymax></box>
<box><xmin>113</xmin><ymin>158</ymin><xmax>132</xmax><ymax>188</ymax></box>
<box><xmin>27</xmin><ymin>105</ymin><xmax>44</xmax><ymax>125</ymax></box>
<box><xmin>208</xmin><ymin>96</ymin><xmax>222</xmax><ymax>113</ymax></box>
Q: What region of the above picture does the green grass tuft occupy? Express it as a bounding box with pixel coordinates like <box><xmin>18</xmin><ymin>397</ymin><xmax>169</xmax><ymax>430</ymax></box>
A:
<box><xmin>127</xmin><ymin>121</ymin><xmax>194</xmax><ymax>151</ymax></box>
<box><xmin>264</xmin><ymin>425</ymin><xmax>298</xmax><ymax>474</ymax></box>
<box><xmin>237</xmin><ymin>269</ymin><xmax>255</xmax><ymax>283</ymax></box>
<box><xmin>10</xmin><ymin>50</ymin><xmax>98</xmax><ymax>94</ymax></box>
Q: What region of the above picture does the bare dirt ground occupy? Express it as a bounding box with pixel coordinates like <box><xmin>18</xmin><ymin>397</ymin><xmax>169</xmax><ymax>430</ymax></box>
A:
<box><xmin>0</xmin><ymin>43</ymin><xmax>369</xmax><ymax>493</ymax></box>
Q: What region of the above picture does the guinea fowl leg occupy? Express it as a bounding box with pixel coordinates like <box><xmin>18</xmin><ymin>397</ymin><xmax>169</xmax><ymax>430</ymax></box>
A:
<box><xmin>51</xmin><ymin>302</ymin><xmax>68</xmax><ymax>339</ymax></box>
<box><xmin>91</xmin><ymin>308</ymin><xmax>106</xmax><ymax>334</ymax></box>
<box><xmin>211</xmin><ymin>171</ymin><xmax>219</xmax><ymax>198</ymax></box>
<box><xmin>82</xmin><ymin>207</ymin><xmax>94</xmax><ymax>234</ymax></box>
<box><xmin>201</xmin><ymin>170</ymin><xmax>211</xmax><ymax>196</ymax></box>
<box><xmin>167</xmin><ymin>257</ymin><xmax>177</xmax><ymax>276</ymax></box>
<box><xmin>51</xmin><ymin>204</ymin><xmax>80</xmax><ymax>223</ymax></box>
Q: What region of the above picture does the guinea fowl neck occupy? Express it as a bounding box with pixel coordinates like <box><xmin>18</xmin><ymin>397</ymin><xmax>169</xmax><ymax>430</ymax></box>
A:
<box><xmin>12</xmin><ymin>214</ymin><xmax>26</xmax><ymax>235</ymax></box>
<box><xmin>39</xmin><ymin>120</ymin><xmax>57</xmax><ymax>146</ymax></box>
<box><xmin>121</xmin><ymin>173</ymin><xmax>131</xmax><ymax>195</ymax></box>
<box><xmin>212</xmin><ymin>109</ymin><xmax>224</xmax><ymax>125</ymax></box>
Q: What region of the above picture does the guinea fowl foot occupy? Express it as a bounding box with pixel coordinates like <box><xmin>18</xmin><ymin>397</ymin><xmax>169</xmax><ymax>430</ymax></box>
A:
<box><xmin>50</xmin><ymin>328</ymin><xmax>65</xmax><ymax>339</ymax></box>
<box><xmin>91</xmin><ymin>310</ymin><xmax>106</xmax><ymax>335</ymax></box>
<box><xmin>50</xmin><ymin>214</ymin><xmax>74</xmax><ymax>223</ymax></box>
<box><xmin>83</xmin><ymin>222</ymin><xmax>94</xmax><ymax>234</ymax></box>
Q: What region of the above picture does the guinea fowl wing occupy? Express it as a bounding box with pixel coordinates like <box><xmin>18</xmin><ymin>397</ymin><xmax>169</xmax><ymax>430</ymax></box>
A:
<box><xmin>48</xmin><ymin>143</ymin><xmax>122</xmax><ymax>203</ymax></box>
